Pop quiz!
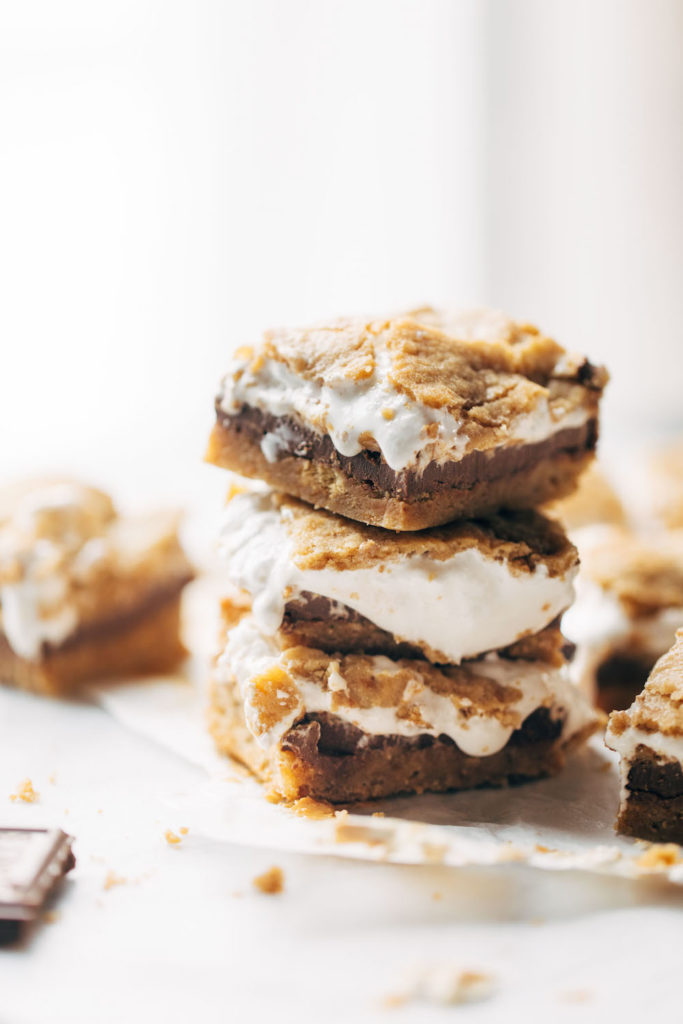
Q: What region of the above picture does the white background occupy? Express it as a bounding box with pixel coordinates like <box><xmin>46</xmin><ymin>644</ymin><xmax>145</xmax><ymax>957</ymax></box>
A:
<box><xmin>1</xmin><ymin>0</ymin><xmax>682</xmax><ymax>515</ymax></box>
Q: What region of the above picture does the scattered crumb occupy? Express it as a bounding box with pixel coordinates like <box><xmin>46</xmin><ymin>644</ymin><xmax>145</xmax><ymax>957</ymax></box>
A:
<box><xmin>97</xmin><ymin>809</ymin><xmax>103</xmax><ymax>815</ymax></box>
<box><xmin>421</xmin><ymin>842</ymin><xmax>447</xmax><ymax>864</ymax></box>
<box><xmin>179</xmin><ymin>826</ymin><xmax>189</xmax><ymax>836</ymax></box>
<box><xmin>63</xmin><ymin>809</ymin><xmax>69</xmax><ymax>815</ymax></box>
<box><xmin>43</xmin><ymin>909</ymin><xmax>61</xmax><ymax>924</ymax></box>
<box><xmin>558</xmin><ymin>989</ymin><xmax>593</xmax><ymax>1004</ymax></box>
<box><xmin>334</xmin><ymin>822</ymin><xmax>390</xmax><ymax>849</ymax></box>
<box><xmin>265</xmin><ymin>790</ymin><xmax>283</xmax><ymax>805</ymax></box>
<box><xmin>49</xmin><ymin>772</ymin><xmax>57</xmax><ymax>785</ymax></box>
<box><xmin>252</xmin><ymin>866</ymin><xmax>284</xmax><ymax>895</ymax></box>
<box><xmin>372</xmin><ymin>811</ymin><xmax>385</xmax><ymax>818</ymax></box>
<box><xmin>382</xmin><ymin>967</ymin><xmax>496</xmax><ymax>1009</ymax></box>
<box><xmin>289</xmin><ymin>797</ymin><xmax>335</xmax><ymax>820</ymax></box>
<box><xmin>534</xmin><ymin>844</ymin><xmax>557</xmax><ymax>854</ymax></box>
<box><xmin>103</xmin><ymin>871</ymin><xmax>127</xmax><ymax>891</ymax></box>
<box><xmin>164</xmin><ymin>829</ymin><xmax>183</xmax><ymax>846</ymax></box>
<box><xmin>10</xmin><ymin>778</ymin><xmax>39</xmax><ymax>803</ymax></box>
<box><xmin>431</xmin><ymin>892</ymin><xmax>442</xmax><ymax>902</ymax></box>
<box><xmin>635</xmin><ymin>843</ymin><xmax>682</xmax><ymax>870</ymax></box>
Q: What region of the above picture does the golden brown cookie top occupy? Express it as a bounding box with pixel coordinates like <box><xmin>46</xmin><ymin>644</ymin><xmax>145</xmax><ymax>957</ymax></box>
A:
<box><xmin>219</xmin><ymin>307</ymin><xmax>607</xmax><ymax>468</ymax></box>
<box><xmin>274</xmin><ymin>492</ymin><xmax>578</xmax><ymax>577</ymax></box>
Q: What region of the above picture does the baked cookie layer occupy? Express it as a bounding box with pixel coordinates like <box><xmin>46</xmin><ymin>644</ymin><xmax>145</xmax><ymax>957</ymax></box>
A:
<box><xmin>210</xmin><ymin>613</ymin><xmax>597</xmax><ymax>802</ymax></box>
<box><xmin>207</xmin><ymin>308</ymin><xmax>607</xmax><ymax>529</ymax></box>
<box><xmin>0</xmin><ymin>479</ymin><xmax>194</xmax><ymax>694</ymax></box>
<box><xmin>606</xmin><ymin>629</ymin><xmax>683</xmax><ymax>842</ymax></box>
<box><xmin>219</xmin><ymin>490</ymin><xmax>578</xmax><ymax>665</ymax></box>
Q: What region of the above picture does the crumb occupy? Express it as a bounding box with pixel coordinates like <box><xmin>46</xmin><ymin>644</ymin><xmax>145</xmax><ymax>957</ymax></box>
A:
<box><xmin>43</xmin><ymin>909</ymin><xmax>61</xmax><ymax>924</ymax></box>
<box><xmin>10</xmin><ymin>778</ymin><xmax>39</xmax><ymax>803</ymax></box>
<box><xmin>534</xmin><ymin>844</ymin><xmax>557</xmax><ymax>854</ymax></box>
<box><xmin>103</xmin><ymin>871</ymin><xmax>126</xmax><ymax>891</ymax></box>
<box><xmin>421</xmin><ymin>842</ymin><xmax>447</xmax><ymax>864</ymax></box>
<box><xmin>265</xmin><ymin>790</ymin><xmax>283</xmax><ymax>805</ymax></box>
<box><xmin>334</xmin><ymin>809</ymin><xmax>349</xmax><ymax>823</ymax></box>
<box><xmin>381</xmin><ymin>408</ymin><xmax>395</xmax><ymax>421</ymax></box>
<box><xmin>252</xmin><ymin>866</ymin><xmax>284</xmax><ymax>895</ymax></box>
<box><xmin>372</xmin><ymin>811</ymin><xmax>385</xmax><ymax>818</ymax></box>
<box><xmin>97</xmin><ymin>809</ymin><xmax>103</xmax><ymax>815</ymax></box>
<box><xmin>334</xmin><ymin>822</ymin><xmax>390</xmax><ymax>848</ymax></box>
<box><xmin>164</xmin><ymin>829</ymin><xmax>182</xmax><ymax>846</ymax></box>
<box><xmin>49</xmin><ymin>772</ymin><xmax>57</xmax><ymax>785</ymax></box>
<box><xmin>288</xmin><ymin>797</ymin><xmax>335</xmax><ymax>820</ymax></box>
<box><xmin>558</xmin><ymin>989</ymin><xmax>593</xmax><ymax>1004</ymax></box>
<box><xmin>179</xmin><ymin>826</ymin><xmax>189</xmax><ymax>835</ymax></box>
<box><xmin>431</xmin><ymin>892</ymin><xmax>442</xmax><ymax>902</ymax></box>
<box><xmin>635</xmin><ymin>844</ymin><xmax>682</xmax><ymax>870</ymax></box>
<box><xmin>382</xmin><ymin>967</ymin><xmax>496</xmax><ymax>1008</ymax></box>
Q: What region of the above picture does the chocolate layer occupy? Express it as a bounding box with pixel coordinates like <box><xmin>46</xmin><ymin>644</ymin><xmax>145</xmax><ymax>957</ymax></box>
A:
<box><xmin>626</xmin><ymin>745</ymin><xmax>683</xmax><ymax>800</ymax></box>
<box><xmin>217</xmin><ymin>403</ymin><xmax>598</xmax><ymax>501</ymax></box>
<box><xmin>595</xmin><ymin>652</ymin><xmax>656</xmax><ymax>714</ymax></box>
<box><xmin>282</xmin><ymin>706</ymin><xmax>564</xmax><ymax>760</ymax></box>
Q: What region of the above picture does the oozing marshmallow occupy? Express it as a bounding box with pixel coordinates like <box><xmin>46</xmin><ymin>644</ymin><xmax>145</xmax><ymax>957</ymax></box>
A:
<box><xmin>219</xmin><ymin>491</ymin><xmax>577</xmax><ymax>664</ymax></box>
<box><xmin>218</xmin><ymin>340</ymin><xmax>592</xmax><ymax>475</ymax></box>
<box><xmin>217</xmin><ymin>616</ymin><xmax>593</xmax><ymax>757</ymax></box>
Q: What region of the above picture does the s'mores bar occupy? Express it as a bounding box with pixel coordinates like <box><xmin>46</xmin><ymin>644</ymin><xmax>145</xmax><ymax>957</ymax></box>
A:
<box><xmin>544</xmin><ymin>462</ymin><xmax>626</xmax><ymax>532</ymax></box>
<box><xmin>206</xmin><ymin>308</ymin><xmax>607</xmax><ymax>530</ymax></box>
<box><xmin>564</xmin><ymin>526</ymin><xmax>683</xmax><ymax>713</ymax></box>
<box><xmin>209</xmin><ymin>491</ymin><xmax>597</xmax><ymax>801</ymax></box>
<box><xmin>648</xmin><ymin>441</ymin><xmax>683</xmax><ymax>529</ymax></box>
<box><xmin>0</xmin><ymin>480</ymin><xmax>194</xmax><ymax>696</ymax></box>
<box><xmin>606</xmin><ymin>629</ymin><xmax>683</xmax><ymax>843</ymax></box>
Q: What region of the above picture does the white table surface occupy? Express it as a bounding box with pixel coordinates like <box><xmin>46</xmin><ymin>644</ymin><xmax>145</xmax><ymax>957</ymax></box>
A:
<box><xmin>1</xmin><ymin>679</ymin><xmax>682</xmax><ymax>1024</ymax></box>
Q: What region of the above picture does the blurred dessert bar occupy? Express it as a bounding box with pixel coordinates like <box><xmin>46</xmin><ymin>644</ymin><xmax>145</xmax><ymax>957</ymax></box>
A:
<box><xmin>606</xmin><ymin>629</ymin><xmax>683</xmax><ymax>843</ymax></box>
<box><xmin>648</xmin><ymin>440</ymin><xmax>683</xmax><ymax>529</ymax></box>
<box><xmin>209</xmin><ymin>490</ymin><xmax>597</xmax><ymax>802</ymax></box>
<box><xmin>564</xmin><ymin>526</ymin><xmax>683</xmax><ymax>713</ymax></box>
<box><xmin>543</xmin><ymin>462</ymin><xmax>626</xmax><ymax>532</ymax></box>
<box><xmin>206</xmin><ymin>308</ymin><xmax>607</xmax><ymax>531</ymax></box>
<box><xmin>0</xmin><ymin>479</ymin><xmax>194</xmax><ymax>696</ymax></box>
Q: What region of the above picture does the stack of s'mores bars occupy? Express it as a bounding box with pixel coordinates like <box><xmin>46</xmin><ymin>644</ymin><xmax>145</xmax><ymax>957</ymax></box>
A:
<box><xmin>206</xmin><ymin>308</ymin><xmax>607</xmax><ymax>802</ymax></box>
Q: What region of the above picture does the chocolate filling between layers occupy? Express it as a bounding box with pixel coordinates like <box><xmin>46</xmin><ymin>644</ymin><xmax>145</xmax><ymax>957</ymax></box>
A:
<box><xmin>216</xmin><ymin>403</ymin><xmax>598</xmax><ymax>501</ymax></box>
<box><xmin>281</xmin><ymin>706</ymin><xmax>564</xmax><ymax>760</ymax></box>
<box><xmin>626</xmin><ymin>745</ymin><xmax>683</xmax><ymax>800</ymax></box>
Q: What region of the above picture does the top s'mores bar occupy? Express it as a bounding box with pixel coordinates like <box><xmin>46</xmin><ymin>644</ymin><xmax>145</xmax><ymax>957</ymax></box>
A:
<box><xmin>0</xmin><ymin>479</ymin><xmax>194</xmax><ymax>696</ymax></box>
<box><xmin>206</xmin><ymin>308</ymin><xmax>607</xmax><ymax>530</ymax></box>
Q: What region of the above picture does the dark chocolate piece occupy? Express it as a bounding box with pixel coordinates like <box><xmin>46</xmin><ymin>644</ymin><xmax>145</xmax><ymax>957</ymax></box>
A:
<box><xmin>216</xmin><ymin>403</ymin><xmax>598</xmax><ymax>502</ymax></box>
<box><xmin>0</xmin><ymin>828</ymin><xmax>75</xmax><ymax>944</ymax></box>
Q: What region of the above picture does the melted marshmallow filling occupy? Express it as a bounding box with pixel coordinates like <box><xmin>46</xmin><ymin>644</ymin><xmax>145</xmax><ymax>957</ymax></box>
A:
<box><xmin>217</xmin><ymin>616</ymin><xmax>594</xmax><ymax>757</ymax></box>
<box><xmin>219</xmin><ymin>491</ymin><xmax>577</xmax><ymax>665</ymax></box>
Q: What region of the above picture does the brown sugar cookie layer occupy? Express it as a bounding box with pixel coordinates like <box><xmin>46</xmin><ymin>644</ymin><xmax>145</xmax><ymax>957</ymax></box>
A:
<box><xmin>209</xmin><ymin>611</ymin><xmax>597</xmax><ymax>803</ymax></box>
<box><xmin>606</xmin><ymin>629</ymin><xmax>683</xmax><ymax>842</ymax></box>
<box><xmin>0</xmin><ymin>479</ymin><xmax>194</xmax><ymax>696</ymax></box>
<box><xmin>207</xmin><ymin>308</ymin><xmax>607</xmax><ymax>529</ymax></box>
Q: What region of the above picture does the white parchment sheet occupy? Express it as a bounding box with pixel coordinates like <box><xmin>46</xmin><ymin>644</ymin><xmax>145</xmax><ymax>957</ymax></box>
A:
<box><xmin>89</xmin><ymin>576</ymin><xmax>683</xmax><ymax>886</ymax></box>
